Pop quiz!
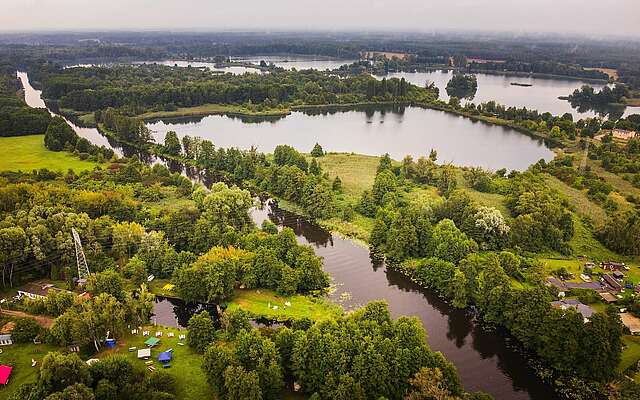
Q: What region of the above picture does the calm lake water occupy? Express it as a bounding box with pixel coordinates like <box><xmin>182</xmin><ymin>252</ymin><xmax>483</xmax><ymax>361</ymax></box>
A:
<box><xmin>136</xmin><ymin>60</ymin><xmax>263</xmax><ymax>75</ymax></box>
<box><xmin>232</xmin><ymin>55</ymin><xmax>356</xmax><ymax>71</ymax></box>
<box><xmin>147</xmin><ymin>105</ymin><xmax>554</xmax><ymax>171</ymax></box>
<box><xmin>250</xmin><ymin>200</ymin><xmax>558</xmax><ymax>400</ymax></box>
<box><xmin>379</xmin><ymin>70</ymin><xmax>637</xmax><ymax>119</ymax></box>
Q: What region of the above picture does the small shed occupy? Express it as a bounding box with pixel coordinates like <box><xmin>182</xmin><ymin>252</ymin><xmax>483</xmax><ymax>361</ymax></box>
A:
<box><xmin>158</xmin><ymin>351</ymin><xmax>173</xmax><ymax>363</ymax></box>
<box><xmin>144</xmin><ymin>337</ymin><xmax>160</xmax><ymax>347</ymax></box>
<box><xmin>0</xmin><ymin>365</ymin><xmax>13</xmax><ymax>385</ymax></box>
<box><xmin>137</xmin><ymin>348</ymin><xmax>151</xmax><ymax>359</ymax></box>
<box><xmin>620</xmin><ymin>313</ymin><xmax>640</xmax><ymax>335</ymax></box>
<box><xmin>599</xmin><ymin>292</ymin><xmax>618</xmax><ymax>303</ymax></box>
<box><xmin>613</xmin><ymin>271</ymin><xmax>625</xmax><ymax>280</ymax></box>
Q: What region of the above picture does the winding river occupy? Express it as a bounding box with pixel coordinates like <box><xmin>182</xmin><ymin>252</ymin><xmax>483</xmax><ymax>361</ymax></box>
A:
<box><xmin>18</xmin><ymin>70</ymin><xmax>558</xmax><ymax>399</ymax></box>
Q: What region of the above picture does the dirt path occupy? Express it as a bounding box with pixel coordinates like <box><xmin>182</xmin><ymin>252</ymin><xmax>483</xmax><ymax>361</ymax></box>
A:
<box><xmin>1</xmin><ymin>309</ymin><xmax>54</xmax><ymax>328</ymax></box>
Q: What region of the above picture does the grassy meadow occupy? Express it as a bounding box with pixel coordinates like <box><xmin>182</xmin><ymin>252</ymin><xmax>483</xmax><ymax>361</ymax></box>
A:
<box><xmin>0</xmin><ymin>134</ymin><xmax>98</xmax><ymax>173</ymax></box>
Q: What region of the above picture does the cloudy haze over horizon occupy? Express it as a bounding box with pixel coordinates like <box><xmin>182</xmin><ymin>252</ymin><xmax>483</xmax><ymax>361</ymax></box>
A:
<box><xmin>2</xmin><ymin>0</ymin><xmax>639</xmax><ymax>38</ymax></box>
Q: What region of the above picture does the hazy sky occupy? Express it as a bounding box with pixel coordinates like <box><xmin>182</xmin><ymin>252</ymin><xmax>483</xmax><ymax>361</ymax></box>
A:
<box><xmin>2</xmin><ymin>0</ymin><xmax>639</xmax><ymax>37</ymax></box>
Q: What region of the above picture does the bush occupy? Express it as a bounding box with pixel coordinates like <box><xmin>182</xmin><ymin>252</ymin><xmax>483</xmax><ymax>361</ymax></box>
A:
<box><xmin>11</xmin><ymin>318</ymin><xmax>42</xmax><ymax>343</ymax></box>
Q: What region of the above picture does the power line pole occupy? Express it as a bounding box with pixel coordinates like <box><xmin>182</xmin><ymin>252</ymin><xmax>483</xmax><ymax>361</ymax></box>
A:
<box><xmin>72</xmin><ymin>228</ymin><xmax>90</xmax><ymax>285</ymax></box>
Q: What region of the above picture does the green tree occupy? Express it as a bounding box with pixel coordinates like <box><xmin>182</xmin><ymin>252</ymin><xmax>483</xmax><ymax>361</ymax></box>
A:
<box><xmin>310</xmin><ymin>143</ymin><xmax>324</xmax><ymax>157</ymax></box>
<box><xmin>39</xmin><ymin>352</ymin><xmax>91</xmax><ymax>394</ymax></box>
<box><xmin>163</xmin><ymin>131</ymin><xmax>182</xmax><ymax>155</ymax></box>
<box><xmin>309</xmin><ymin>158</ymin><xmax>321</xmax><ymax>175</ymax></box>
<box><xmin>432</xmin><ymin>219</ymin><xmax>478</xmax><ymax>263</ymax></box>
<box><xmin>372</xmin><ymin>169</ymin><xmax>397</xmax><ymax>205</ymax></box>
<box><xmin>86</xmin><ymin>269</ymin><xmax>125</xmax><ymax>301</ymax></box>
<box><xmin>222</xmin><ymin>308</ymin><xmax>252</xmax><ymax>338</ymax></box>
<box><xmin>224</xmin><ymin>366</ymin><xmax>263</xmax><ymax>400</ymax></box>
<box><xmin>187</xmin><ymin>311</ymin><xmax>216</xmax><ymax>352</ymax></box>
<box><xmin>377</xmin><ymin>153</ymin><xmax>393</xmax><ymax>173</ymax></box>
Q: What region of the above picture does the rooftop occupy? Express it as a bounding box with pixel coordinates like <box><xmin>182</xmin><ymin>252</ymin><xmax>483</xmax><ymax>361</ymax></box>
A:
<box><xmin>0</xmin><ymin>322</ymin><xmax>16</xmax><ymax>334</ymax></box>
<box><xmin>551</xmin><ymin>300</ymin><xmax>595</xmax><ymax>320</ymax></box>
<box><xmin>17</xmin><ymin>281</ymin><xmax>64</xmax><ymax>297</ymax></box>
<box><xmin>0</xmin><ymin>365</ymin><xmax>12</xmax><ymax>385</ymax></box>
<box><xmin>620</xmin><ymin>313</ymin><xmax>640</xmax><ymax>335</ymax></box>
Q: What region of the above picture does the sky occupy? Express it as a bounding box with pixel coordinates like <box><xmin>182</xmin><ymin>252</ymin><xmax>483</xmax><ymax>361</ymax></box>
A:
<box><xmin>2</xmin><ymin>0</ymin><xmax>639</xmax><ymax>37</ymax></box>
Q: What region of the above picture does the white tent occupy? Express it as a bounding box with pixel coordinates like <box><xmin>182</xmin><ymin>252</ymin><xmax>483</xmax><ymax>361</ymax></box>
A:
<box><xmin>137</xmin><ymin>348</ymin><xmax>151</xmax><ymax>359</ymax></box>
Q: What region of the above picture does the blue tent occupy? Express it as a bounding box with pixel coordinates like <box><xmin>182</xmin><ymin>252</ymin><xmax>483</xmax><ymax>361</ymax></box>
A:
<box><xmin>158</xmin><ymin>351</ymin><xmax>172</xmax><ymax>363</ymax></box>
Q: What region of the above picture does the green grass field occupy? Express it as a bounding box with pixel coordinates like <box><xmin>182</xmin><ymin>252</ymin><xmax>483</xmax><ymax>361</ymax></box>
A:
<box><xmin>0</xmin><ymin>135</ymin><xmax>99</xmax><ymax>173</ymax></box>
<box><xmin>227</xmin><ymin>289</ymin><xmax>343</xmax><ymax>322</ymax></box>
<box><xmin>99</xmin><ymin>326</ymin><xmax>213</xmax><ymax>400</ymax></box>
<box><xmin>621</xmin><ymin>335</ymin><xmax>640</xmax><ymax>373</ymax></box>
<box><xmin>0</xmin><ymin>342</ymin><xmax>59</xmax><ymax>398</ymax></box>
<box><xmin>317</xmin><ymin>153</ymin><xmax>380</xmax><ymax>202</ymax></box>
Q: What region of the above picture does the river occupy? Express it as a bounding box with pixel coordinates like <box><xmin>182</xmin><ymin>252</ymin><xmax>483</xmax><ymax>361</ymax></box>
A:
<box><xmin>18</xmin><ymin>70</ymin><xmax>558</xmax><ymax>399</ymax></box>
<box><xmin>16</xmin><ymin>71</ymin><xmax>122</xmax><ymax>156</ymax></box>
<box><xmin>250</xmin><ymin>200</ymin><xmax>558</xmax><ymax>400</ymax></box>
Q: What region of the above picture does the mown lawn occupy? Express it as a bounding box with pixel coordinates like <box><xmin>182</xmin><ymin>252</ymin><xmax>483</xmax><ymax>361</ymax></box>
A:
<box><xmin>0</xmin><ymin>342</ymin><xmax>59</xmax><ymax>398</ymax></box>
<box><xmin>0</xmin><ymin>134</ymin><xmax>99</xmax><ymax>173</ymax></box>
<box><xmin>99</xmin><ymin>326</ymin><xmax>213</xmax><ymax>400</ymax></box>
<box><xmin>227</xmin><ymin>289</ymin><xmax>343</xmax><ymax>322</ymax></box>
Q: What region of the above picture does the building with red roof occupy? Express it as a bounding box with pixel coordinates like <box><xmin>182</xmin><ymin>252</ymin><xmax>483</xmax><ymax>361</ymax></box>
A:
<box><xmin>0</xmin><ymin>364</ymin><xmax>13</xmax><ymax>385</ymax></box>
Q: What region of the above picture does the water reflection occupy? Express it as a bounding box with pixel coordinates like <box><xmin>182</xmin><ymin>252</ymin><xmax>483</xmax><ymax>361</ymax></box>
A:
<box><xmin>378</xmin><ymin>70</ymin><xmax>637</xmax><ymax>119</ymax></box>
<box><xmin>147</xmin><ymin>104</ymin><xmax>554</xmax><ymax>171</ymax></box>
<box><xmin>250</xmin><ymin>200</ymin><xmax>558</xmax><ymax>400</ymax></box>
<box><xmin>152</xmin><ymin>296</ymin><xmax>218</xmax><ymax>329</ymax></box>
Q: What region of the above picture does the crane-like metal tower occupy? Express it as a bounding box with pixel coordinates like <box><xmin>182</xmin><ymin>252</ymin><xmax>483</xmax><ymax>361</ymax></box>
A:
<box><xmin>72</xmin><ymin>228</ymin><xmax>90</xmax><ymax>285</ymax></box>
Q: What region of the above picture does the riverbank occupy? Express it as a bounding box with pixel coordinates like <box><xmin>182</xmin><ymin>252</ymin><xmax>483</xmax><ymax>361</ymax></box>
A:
<box><xmin>139</xmin><ymin>103</ymin><xmax>292</xmax><ymax>121</ymax></box>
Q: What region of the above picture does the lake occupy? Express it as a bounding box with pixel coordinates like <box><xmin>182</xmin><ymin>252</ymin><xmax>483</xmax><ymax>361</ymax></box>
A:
<box><xmin>379</xmin><ymin>70</ymin><xmax>637</xmax><ymax>119</ymax></box>
<box><xmin>147</xmin><ymin>104</ymin><xmax>554</xmax><ymax>171</ymax></box>
<box><xmin>232</xmin><ymin>55</ymin><xmax>356</xmax><ymax>71</ymax></box>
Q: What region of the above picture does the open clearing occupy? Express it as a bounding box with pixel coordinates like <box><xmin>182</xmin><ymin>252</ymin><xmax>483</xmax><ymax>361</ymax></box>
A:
<box><xmin>0</xmin><ymin>134</ymin><xmax>98</xmax><ymax>172</ymax></box>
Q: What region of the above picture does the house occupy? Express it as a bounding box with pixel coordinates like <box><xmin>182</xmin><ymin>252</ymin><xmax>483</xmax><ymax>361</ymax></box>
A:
<box><xmin>0</xmin><ymin>322</ymin><xmax>15</xmax><ymax>346</ymax></box>
<box><xmin>602</xmin><ymin>274</ymin><xmax>623</xmax><ymax>292</ymax></box>
<box><xmin>620</xmin><ymin>313</ymin><xmax>640</xmax><ymax>335</ymax></box>
<box><xmin>16</xmin><ymin>281</ymin><xmax>63</xmax><ymax>299</ymax></box>
<box><xmin>551</xmin><ymin>299</ymin><xmax>595</xmax><ymax>322</ymax></box>
<box><xmin>0</xmin><ymin>365</ymin><xmax>12</xmax><ymax>385</ymax></box>
<box><xmin>584</xmin><ymin>262</ymin><xmax>595</xmax><ymax>269</ymax></box>
<box><xmin>546</xmin><ymin>277</ymin><xmax>604</xmax><ymax>291</ymax></box>
<box><xmin>613</xmin><ymin>271</ymin><xmax>625</xmax><ymax>280</ymax></box>
<box><xmin>601</xmin><ymin>262</ymin><xmax>628</xmax><ymax>271</ymax></box>
<box><xmin>599</xmin><ymin>292</ymin><xmax>618</xmax><ymax>303</ymax></box>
